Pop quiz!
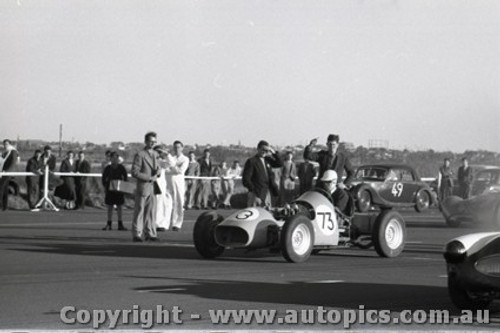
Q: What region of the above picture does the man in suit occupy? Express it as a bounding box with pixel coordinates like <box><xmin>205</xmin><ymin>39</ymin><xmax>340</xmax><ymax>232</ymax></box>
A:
<box><xmin>25</xmin><ymin>149</ymin><xmax>43</xmax><ymax>209</ymax></box>
<box><xmin>0</xmin><ymin>139</ymin><xmax>19</xmax><ymax>211</ymax></box>
<box><xmin>75</xmin><ymin>151</ymin><xmax>92</xmax><ymax>209</ymax></box>
<box><xmin>131</xmin><ymin>131</ymin><xmax>161</xmax><ymax>242</ymax></box>
<box><xmin>303</xmin><ymin>134</ymin><xmax>355</xmax><ymax>190</ymax></box>
<box><xmin>242</xmin><ymin>140</ymin><xmax>282</xmax><ymax>207</ymax></box>
<box><xmin>298</xmin><ymin>157</ymin><xmax>318</xmax><ymax>195</ymax></box>
<box><xmin>457</xmin><ymin>157</ymin><xmax>473</xmax><ymax>199</ymax></box>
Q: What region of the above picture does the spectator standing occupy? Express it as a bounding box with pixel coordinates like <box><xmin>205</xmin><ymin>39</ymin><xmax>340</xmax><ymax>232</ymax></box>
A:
<box><xmin>154</xmin><ymin>145</ymin><xmax>173</xmax><ymax>232</ymax></box>
<box><xmin>165</xmin><ymin>140</ymin><xmax>189</xmax><ymax>231</ymax></box>
<box><xmin>222</xmin><ymin>160</ymin><xmax>241</xmax><ymax>209</ymax></box>
<box><xmin>303</xmin><ymin>134</ymin><xmax>354</xmax><ymax>190</ymax></box>
<box><xmin>457</xmin><ymin>157</ymin><xmax>473</xmax><ymax>199</ymax></box>
<box><xmin>0</xmin><ymin>139</ymin><xmax>19</xmax><ymax>211</ymax></box>
<box><xmin>56</xmin><ymin>151</ymin><xmax>77</xmax><ymax>209</ymax></box>
<box><xmin>279</xmin><ymin>151</ymin><xmax>297</xmax><ymax>205</ymax></box>
<box><xmin>298</xmin><ymin>157</ymin><xmax>318</xmax><ymax>194</ymax></box>
<box><xmin>196</xmin><ymin>149</ymin><xmax>212</xmax><ymax>209</ymax></box>
<box><xmin>101</xmin><ymin>152</ymin><xmax>128</xmax><ymax>230</ymax></box>
<box><xmin>210</xmin><ymin>161</ymin><xmax>223</xmax><ymax>209</ymax></box>
<box><xmin>184</xmin><ymin>151</ymin><xmax>200</xmax><ymax>209</ymax></box>
<box><xmin>25</xmin><ymin>149</ymin><xmax>43</xmax><ymax>209</ymax></box>
<box><xmin>131</xmin><ymin>131</ymin><xmax>161</xmax><ymax>242</ymax></box>
<box><xmin>242</xmin><ymin>140</ymin><xmax>282</xmax><ymax>207</ymax></box>
<box><xmin>39</xmin><ymin>145</ymin><xmax>57</xmax><ymax>200</ymax></box>
<box><xmin>437</xmin><ymin>158</ymin><xmax>454</xmax><ymax>201</ymax></box>
<box><xmin>101</xmin><ymin>150</ymin><xmax>112</xmax><ymax>171</ymax></box>
<box><xmin>75</xmin><ymin>151</ymin><xmax>91</xmax><ymax>210</ymax></box>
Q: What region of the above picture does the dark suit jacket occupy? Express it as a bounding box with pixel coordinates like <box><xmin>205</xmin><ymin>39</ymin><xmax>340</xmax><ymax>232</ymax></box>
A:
<box><xmin>242</xmin><ymin>152</ymin><xmax>282</xmax><ymax>201</ymax></box>
<box><xmin>1</xmin><ymin>149</ymin><xmax>19</xmax><ymax>172</ymax></box>
<box><xmin>132</xmin><ymin>149</ymin><xmax>160</xmax><ymax>196</ymax></box>
<box><xmin>457</xmin><ymin>166</ymin><xmax>473</xmax><ymax>185</ymax></box>
<box><xmin>198</xmin><ymin>158</ymin><xmax>212</xmax><ymax>177</ymax></box>
<box><xmin>304</xmin><ymin>145</ymin><xmax>354</xmax><ymax>186</ymax></box>
<box><xmin>75</xmin><ymin>159</ymin><xmax>91</xmax><ymax>186</ymax></box>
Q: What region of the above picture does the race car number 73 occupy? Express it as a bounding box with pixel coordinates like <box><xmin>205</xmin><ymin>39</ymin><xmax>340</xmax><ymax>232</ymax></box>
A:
<box><xmin>392</xmin><ymin>183</ymin><xmax>404</xmax><ymax>197</ymax></box>
<box><xmin>316</xmin><ymin>212</ymin><xmax>334</xmax><ymax>231</ymax></box>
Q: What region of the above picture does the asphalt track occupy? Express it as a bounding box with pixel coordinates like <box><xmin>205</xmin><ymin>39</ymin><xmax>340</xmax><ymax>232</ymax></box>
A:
<box><xmin>1</xmin><ymin>207</ymin><xmax>499</xmax><ymax>331</ymax></box>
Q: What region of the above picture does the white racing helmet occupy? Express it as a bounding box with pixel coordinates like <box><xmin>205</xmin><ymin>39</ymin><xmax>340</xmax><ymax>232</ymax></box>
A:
<box><xmin>320</xmin><ymin>170</ymin><xmax>338</xmax><ymax>183</ymax></box>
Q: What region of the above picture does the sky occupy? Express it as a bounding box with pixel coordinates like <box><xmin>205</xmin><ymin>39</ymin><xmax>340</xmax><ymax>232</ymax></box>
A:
<box><xmin>0</xmin><ymin>0</ymin><xmax>499</xmax><ymax>152</ymax></box>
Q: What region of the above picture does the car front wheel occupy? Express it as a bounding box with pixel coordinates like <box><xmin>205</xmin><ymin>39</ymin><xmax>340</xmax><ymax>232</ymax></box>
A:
<box><xmin>193</xmin><ymin>212</ymin><xmax>225</xmax><ymax>259</ymax></box>
<box><xmin>448</xmin><ymin>275</ymin><xmax>492</xmax><ymax>310</ymax></box>
<box><xmin>372</xmin><ymin>210</ymin><xmax>405</xmax><ymax>257</ymax></box>
<box><xmin>281</xmin><ymin>214</ymin><xmax>314</xmax><ymax>263</ymax></box>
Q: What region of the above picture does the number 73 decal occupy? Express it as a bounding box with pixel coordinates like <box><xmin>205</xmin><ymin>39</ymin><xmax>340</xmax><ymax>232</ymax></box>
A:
<box><xmin>391</xmin><ymin>183</ymin><xmax>404</xmax><ymax>197</ymax></box>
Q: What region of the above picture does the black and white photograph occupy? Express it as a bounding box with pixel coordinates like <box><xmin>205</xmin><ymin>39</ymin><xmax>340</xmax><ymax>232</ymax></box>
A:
<box><xmin>0</xmin><ymin>0</ymin><xmax>499</xmax><ymax>331</ymax></box>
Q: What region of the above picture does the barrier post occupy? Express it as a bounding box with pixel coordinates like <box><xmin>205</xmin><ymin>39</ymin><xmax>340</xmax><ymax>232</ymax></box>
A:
<box><xmin>33</xmin><ymin>165</ymin><xmax>59</xmax><ymax>212</ymax></box>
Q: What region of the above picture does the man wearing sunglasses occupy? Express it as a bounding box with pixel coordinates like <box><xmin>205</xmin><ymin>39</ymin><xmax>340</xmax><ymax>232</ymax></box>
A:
<box><xmin>242</xmin><ymin>140</ymin><xmax>282</xmax><ymax>207</ymax></box>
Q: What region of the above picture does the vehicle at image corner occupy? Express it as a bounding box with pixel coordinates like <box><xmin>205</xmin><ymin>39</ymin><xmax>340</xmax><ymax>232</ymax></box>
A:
<box><xmin>470</xmin><ymin>166</ymin><xmax>500</xmax><ymax>197</ymax></box>
<box><xmin>349</xmin><ymin>164</ymin><xmax>436</xmax><ymax>213</ymax></box>
<box><xmin>444</xmin><ymin>232</ymin><xmax>500</xmax><ymax>310</ymax></box>
<box><xmin>193</xmin><ymin>188</ymin><xmax>406</xmax><ymax>263</ymax></box>
<box><xmin>440</xmin><ymin>192</ymin><xmax>500</xmax><ymax>228</ymax></box>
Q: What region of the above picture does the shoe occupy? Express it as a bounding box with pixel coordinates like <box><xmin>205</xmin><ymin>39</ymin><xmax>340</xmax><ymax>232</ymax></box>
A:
<box><xmin>156</xmin><ymin>227</ymin><xmax>166</xmax><ymax>232</ymax></box>
<box><xmin>118</xmin><ymin>222</ymin><xmax>128</xmax><ymax>231</ymax></box>
<box><xmin>145</xmin><ymin>236</ymin><xmax>160</xmax><ymax>242</ymax></box>
<box><xmin>133</xmin><ymin>237</ymin><xmax>143</xmax><ymax>242</ymax></box>
<box><xmin>102</xmin><ymin>222</ymin><xmax>112</xmax><ymax>231</ymax></box>
<box><xmin>172</xmin><ymin>226</ymin><xmax>180</xmax><ymax>232</ymax></box>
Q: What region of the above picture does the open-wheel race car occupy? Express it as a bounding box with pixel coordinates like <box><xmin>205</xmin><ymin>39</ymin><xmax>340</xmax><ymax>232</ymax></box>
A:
<box><xmin>193</xmin><ymin>188</ymin><xmax>407</xmax><ymax>263</ymax></box>
<box><xmin>444</xmin><ymin>232</ymin><xmax>500</xmax><ymax>310</ymax></box>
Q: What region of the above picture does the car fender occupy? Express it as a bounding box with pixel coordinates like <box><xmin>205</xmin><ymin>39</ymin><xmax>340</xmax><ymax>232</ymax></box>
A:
<box><xmin>294</xmin><ymin>191</ymin><xmax>340</xmax><ymax>246</ymax></box>
<box><xmin>215</xmin><ymin>207</ymin><xmax>282</xmax><ymax>248</ymax></box>
<box><xmin>448</xmin><ymin>232</ymin><xmax>500</xmax><ymax>256</ymax></box>
<box><xmin>351</xmin><ymin>183</ymin><xmax>383</xmax><ymax>206</ymax></box>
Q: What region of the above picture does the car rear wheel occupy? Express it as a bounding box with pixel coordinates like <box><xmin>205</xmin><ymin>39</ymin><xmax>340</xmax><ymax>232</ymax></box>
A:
<box><xmin>356</xmin><ymin>190</ymin><xmax>372</xmax><ymax>212</ymax></box>
<box><xmin>415</xmin><ymin>190</ymin><xmax>430</xmax><ymax>212</ymax></box>
<box><xmin>193</xmin><ymin>212</ymin><xmax>225</xmax><ymax>259</ymax></box>
<box><xmin>448</xmin><ymin>275</ymin><xmax>492</xmax><ymax>310</ymax></box>
<box><xmin>281</xmin><ymin>214</ymin><xmax>314</xmax><ymax>263</ymax></box>
<box><xmin>372</xmin><ymin>210</ymin><xmax>405</xmax><ymax>257</ymax></box>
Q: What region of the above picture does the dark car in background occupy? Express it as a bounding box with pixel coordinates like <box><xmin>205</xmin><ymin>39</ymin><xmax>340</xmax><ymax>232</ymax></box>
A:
<box><xmin>350</xmin><ymin>164</ymin><xmax>436</xmax><ymax>213</ymax></box>
<box><xmin>471</xmin><ymin>166</ymin><xmax>500</xmax><ymax>196</ymax></box>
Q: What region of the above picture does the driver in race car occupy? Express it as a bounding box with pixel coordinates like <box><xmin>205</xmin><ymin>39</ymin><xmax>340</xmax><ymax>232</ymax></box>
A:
<box><xmin>316</xmin><ymin>170</ymin><xmax>350</xmax><ymax>215</ymax></box>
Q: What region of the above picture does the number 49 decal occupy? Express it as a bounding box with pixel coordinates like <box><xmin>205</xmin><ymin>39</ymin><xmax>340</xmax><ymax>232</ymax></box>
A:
<box><xmin>391</xmin><ymin>183</ymin><xmax>404</xmax><ymax>197</ymax></box>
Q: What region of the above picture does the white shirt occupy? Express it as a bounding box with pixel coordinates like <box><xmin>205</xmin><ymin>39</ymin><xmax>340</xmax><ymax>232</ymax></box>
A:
<box><xmin>166</xmin><ymin>153</ymin><xmax>189</xmax><ymax>177</ymax></box>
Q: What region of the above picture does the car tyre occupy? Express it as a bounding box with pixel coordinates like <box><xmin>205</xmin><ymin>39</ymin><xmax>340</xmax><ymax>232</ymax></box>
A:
<box><xmin>281</xmin><ymin>214</ymin><xmax>314</xmax><ymax>263</ymax></box>
<box><xmin>415</xmin><ymin>190</ymin><xmax>430</xmax><ymax>212</ymax></box>
<box><xmin>448</xmin><ymin>275</ymin><xmax>492</xmax><ymax>310</ymax></box>
<box><xmin>193</xmin><ymin>211</ymin><xmax>225</xmax><ymax>259</ymax></box>
<box><xmin>372</xmin><ymin>209</ymin><xmax>405</xmax><ymax>258</ymax></box>
<box><xmin>356</xmin><ymin>190</ymin><xmax>372</xmax><ymax>212</ymax></box>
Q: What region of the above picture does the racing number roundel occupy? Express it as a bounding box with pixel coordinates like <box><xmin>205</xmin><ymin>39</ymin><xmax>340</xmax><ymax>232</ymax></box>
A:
<box><xmin>235</xmin><ymin>208</ymin><xmax>259</xmax><ymax>221</ymax></box>
<box><xmin>315</xmin><ymin>204</ymin><xmax>336</xmax><ymax>236</ymax></box>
